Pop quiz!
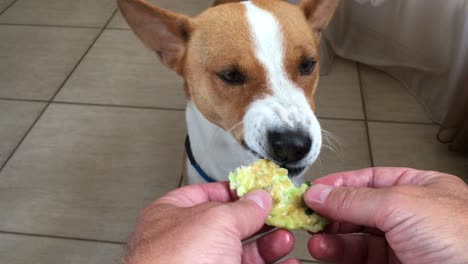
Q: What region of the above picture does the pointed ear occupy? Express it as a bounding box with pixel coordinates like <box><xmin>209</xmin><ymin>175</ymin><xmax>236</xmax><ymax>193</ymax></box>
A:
<box><xmin>212</xmin><ymin>0</ymin><xmax>244</xmax><ymax>6</ymax></box>
<box><xmin>117</xmin><ymin>0</ymin><xmax>193</xmax><ymax>74</ymax></box>
<box><xmin>299</xmin><ymin>0</ymin><xmax>339</xmax><ymax>36</ymax></box>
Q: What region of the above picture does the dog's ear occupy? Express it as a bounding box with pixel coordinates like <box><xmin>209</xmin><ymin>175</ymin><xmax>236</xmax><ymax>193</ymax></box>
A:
<box><xmin>299</xmin><ymin>0</ymin><xmax>339</xmax><ymax>36</ymax></box>
<box><xmin>117</xmin><ymin>0</ymin><xmax>193</xmax><ymax>74</ymax></box>
<box><xmin>212</xmin><ymin>0</ymin><xmax>244</xmax><ymax>6</ymax></box>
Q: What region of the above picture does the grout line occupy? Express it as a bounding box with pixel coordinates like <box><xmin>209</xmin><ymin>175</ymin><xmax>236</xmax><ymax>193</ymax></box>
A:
<box><xmin>356</xmin><ymin>63</ymin><xmax>375</xmax><ymax>167</ymax></box>
<box><xmin>0</xmin><ymin>98</ymin><xmax>436</xmax><ymax>124</ymax></box>
<box><xmin>0</xmin><ymin>230</ymin><xmax>125</xmax><ymax>245</ymax></box>
<box><xmin>0</xmin><ymin>97</ymin><xmax>48</xmax><ymax>103</ymax></box>
<box><xmin>106</xmin><ymin>27</ymin><xmax>130</xmax><ymax>31</ymax></box>
<box><xmin>0</xmin><ymin>100</ymin><xmax>48</xmax><ymax>171</ymax></box>
<box><xmin>177</xmin><ymin>173</ymin><xmax>185</xmax><ymax>188</ymax></box>
<box><xmin>0</xmin><ymin>0</ymin><xmax>18</xmax><ymax>16</ymax></box>
<box><xmin>367</xmin><ymin>119</ymin><xmax>436</xmax><ymax>126</ymax></box>
<box><xmin>0</xmin><ymin>98</ymin><xmax>435</xmax><ymax>126</ymax></box>
<box><xmin>0</xmin><ymin>98</ymin><xmax>185</xmax><ymax>112</ymax></box>
<box><xmin>0</xmin><ymin>9</ymin><xmax>119</xmax><ymax>173</ymax></box>
<box><xmin>52</xmin><ymin>101</ymin><xmax>185</xmax><ymax>112</ymax></box>
<box><xmin>317</xmin><ymin>116</ymin><xmax>365</xmax><ymax>122</ymax></box>
<box><xmin>0</xmin><ymin>22</ymin><xmax>102</xmax><ymax>29</ymax></box>
<box><xmin>318</xmin><ymin>116</ymin><xmax>435</xmax><ymax>126</ymax></box>
<box><xmin>28</xmin><ymin>8</ymin><xmax>120</xmax><ymax>103</ymax></box>
<box><xmin>178</xmin><ymin>157</ymin><xmax>187</xmax><ymax>187</ymax></box>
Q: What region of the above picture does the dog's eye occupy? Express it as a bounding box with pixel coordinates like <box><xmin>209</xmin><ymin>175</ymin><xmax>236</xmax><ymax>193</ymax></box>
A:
<box><xmin>299</xmin><ymin>58</ymin><xmax>316</xmax><ymax>75</ymax></box>
<box><xmin>218</xmin><ymin>69</ymin><xmax>246</xmax><ymax>85</ymax></box>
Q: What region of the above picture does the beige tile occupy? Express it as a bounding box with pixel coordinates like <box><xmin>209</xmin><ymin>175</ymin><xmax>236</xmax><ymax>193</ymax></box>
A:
<box><xmin>369</xmin><ymin>122</ymin><xmax>468</xmax><ymax>181</ymax></box>
<box><xmin>0</xmin><ymin>233</ymin><xmax>124</xmax><ymax>264</ymax></box>
<box><xmin>56</xmin><ymin>30</ymin><xmax>185</xmax><ymax>109</ymax></box>
<box><xmin>360</xmin><ymin>65</ymin><xmax>433</xmax><ymax>123</ymax></box>
<box><xmin>305</xmin><ymin>119</ymin><xmax>372</xmax><ymax>181</ymax></box>
<box><xmin>0</xmin><ymin>100</ymin><xmax>46</xmax><ymax>167</ymax></box>
<box><xmin>0</xmin><ymin>0</ymin><xmax>14</xmax><ymax>13</ymax></box>
<box><xmin>0</xmin><ymin>104</ymin><xmax>186</xmax><ymax>242</ymax></box>
<box><xmin>315</xmin><ymin>58</ymin><xmax>364</xmax><ymax>120</ymax></box>
<box><xmin>0</xmin><ymin>25</ymin><xmax>99</xmax><ymax>100</ymax></box>
<box><xmin>0</xmin><ymin>0</ymin><xmax>116</xmax><ymax>27</ymax></box>
<box><xmin>108</xmin><ymin>0</ymin><xmax>213</xmax><ymax>29</ymax></box>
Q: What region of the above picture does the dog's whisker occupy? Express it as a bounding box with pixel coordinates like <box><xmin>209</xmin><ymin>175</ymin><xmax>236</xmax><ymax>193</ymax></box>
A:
<box><xmin>315</xmin><ymin>157</ymin><xmax>324</xmax><ymax>175</ymax></box>
<box><xmin>322</xmin><ymin>133</ymin><xmax>339</xmax><ymax>146</ymax></box>
<box><xmin>321</xmin><ymin>129</ymin><xmax>342</xmax><ymax>153</ymax></box>
<box><xmin>322</xmin><ymin>144</ymin><xmax>346</xmax><ymax>161</ymax></box>
<box><xmin>322</xmin><ymin>129</ymin><xmax>342</xmax><ymax>145</ymax></box>
<box><xmin>322</xmin><ymin>138</ymin><xmax>339</xmax><ymax>153</ymax></box>
<box><xmin>322</xmin><ymin>144</ymin><xmax>338</xmax><ymax>153</ymax></box>
<box><xmin>320</xmin><ymin>129</ymin><xmax>346</xmax><ymax>162</ymax></box>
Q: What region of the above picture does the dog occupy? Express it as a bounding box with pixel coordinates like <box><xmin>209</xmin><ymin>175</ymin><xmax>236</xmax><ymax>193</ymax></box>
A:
<box><xmin>117</xmin><ymin>0</ymin><xmax>339</xmax><ymax>185</ymax></box>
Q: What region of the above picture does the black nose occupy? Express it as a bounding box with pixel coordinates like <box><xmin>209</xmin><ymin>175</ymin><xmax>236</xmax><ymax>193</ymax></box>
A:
<box><xmin>267</xmin><ymin>130</ymin><xmax>312</xmax><ymax>163</ymax></box>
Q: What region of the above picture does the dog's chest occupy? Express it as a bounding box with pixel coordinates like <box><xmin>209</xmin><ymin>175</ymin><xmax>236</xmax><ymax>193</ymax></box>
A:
<box><xmin>185</xmin><ymin>102</ymin><xmax>257</xmax><ymax>184</ymax></box>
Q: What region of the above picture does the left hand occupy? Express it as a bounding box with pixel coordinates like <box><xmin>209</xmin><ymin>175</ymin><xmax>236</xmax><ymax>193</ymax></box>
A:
<box><xmin>124</xmin><ymin>182</ymin><xmax>298</xmax><ymax>264</ymax></box>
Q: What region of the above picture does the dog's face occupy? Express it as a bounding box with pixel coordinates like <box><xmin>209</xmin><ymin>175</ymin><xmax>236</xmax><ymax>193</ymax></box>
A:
<box><xmin>118</xmin><ymin>0</ymin><xmax>339</xmax><ymax>177</ymax></box>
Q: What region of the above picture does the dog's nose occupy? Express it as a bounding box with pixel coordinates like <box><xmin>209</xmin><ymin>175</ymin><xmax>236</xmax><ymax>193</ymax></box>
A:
<box><xmin>267</xmin><ymin>130</ymin><xmax>312</xmax><ymax>163</ymax></box>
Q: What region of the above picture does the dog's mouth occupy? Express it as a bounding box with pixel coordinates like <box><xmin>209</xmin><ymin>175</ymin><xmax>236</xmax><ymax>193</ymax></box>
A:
<box><xmin>242</xmin><ymin>141</ymin><xmax>263</xmax><ymax>159</ymax></box>
<box><xmin>242</xmin><ymin>141</ymin><xmax>306</xmax><ymax>178</ymax></box>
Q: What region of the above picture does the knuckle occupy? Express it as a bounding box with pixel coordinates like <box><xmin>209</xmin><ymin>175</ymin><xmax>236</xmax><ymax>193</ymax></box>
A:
<box><xmin>330</xmin><ymin>187</ymin><xmax>361</xmax><ymax>210</ymax></box>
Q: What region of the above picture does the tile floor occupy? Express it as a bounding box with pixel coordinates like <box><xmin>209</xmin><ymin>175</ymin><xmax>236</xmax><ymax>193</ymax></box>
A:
<box><xmin>0</xmin><ymin>1</ymin><xmax>466</xmax><ymax>263</ymax></box>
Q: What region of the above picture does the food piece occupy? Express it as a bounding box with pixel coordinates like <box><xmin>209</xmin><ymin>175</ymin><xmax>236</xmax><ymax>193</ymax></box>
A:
<box><xmin>229</xmin><ymin>159</ymin><xmax>328</xmax><ymax>232</ymax></box>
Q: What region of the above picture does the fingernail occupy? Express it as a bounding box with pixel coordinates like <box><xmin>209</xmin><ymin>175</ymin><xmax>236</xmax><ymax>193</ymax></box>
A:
<box><xmin>244</xmin><ymin>190</ymin><xmax>270</xmax><ymax>209</ymax></box>
<box><xmin>306</xmin><ymin>184</ymin><xmax>333</xmax><ymax>204</ymax></box>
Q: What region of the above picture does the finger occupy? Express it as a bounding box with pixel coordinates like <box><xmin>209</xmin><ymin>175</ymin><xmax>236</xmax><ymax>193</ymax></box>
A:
<box><xmin>156</xmin><ymin>182</ymin><xmax>235</xmax><ymax>207</ymax></box>
<box><xmin>304</xmin><ymin>184</ymin><xmax>390</xmax><ymax>229</ymax></box>
<box><xmin>312</xmin><ymin>167</ymin><xmax>437</xmax><ymax>189</ymax></box>
<box><xmin>223</xmin><ymin>190</ymin><xmax>273</xmax><ymax>239</ymax></box>
<box><xmin>242</xmin><ymin>229</ymin><xmax>295</xmax><ymax>264</ymax></box>
<box><xmin>308</xmin><ymin>234</ymin><xmax>392</xmax><ymax>264</ymax></box>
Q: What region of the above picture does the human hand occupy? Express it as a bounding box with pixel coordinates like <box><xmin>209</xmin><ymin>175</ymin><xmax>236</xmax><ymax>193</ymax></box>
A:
<box><xmin>124</xmin><ymin>182</ymin><xmax>298</xmax><ymax>264</ymax></box>
<box><xmin>304</xmin><ymin>168</ymin><xmax>468</xmax><ymax>264</ymax></box>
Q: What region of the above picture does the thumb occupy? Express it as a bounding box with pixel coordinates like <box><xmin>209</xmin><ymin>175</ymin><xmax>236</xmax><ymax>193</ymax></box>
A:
<box><xmin>224</xmin><ymin>190</ymin><xmax>272</xmax><ymax>239</ymax></box>
<box><xmin>304</xmin><ymin>184</ymin><xmax>391</xmax><ymax>230</ymax></box>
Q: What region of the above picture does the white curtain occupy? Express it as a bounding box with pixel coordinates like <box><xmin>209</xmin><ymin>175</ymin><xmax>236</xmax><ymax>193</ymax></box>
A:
<box><xmin>319</xmin><ymin>0</ymin><xmax>468</xmax><ymax>123</ymax></box>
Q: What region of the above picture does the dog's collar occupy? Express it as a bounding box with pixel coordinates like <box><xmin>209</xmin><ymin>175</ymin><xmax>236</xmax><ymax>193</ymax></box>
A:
<box><xmin>185</xmin><ymin>135</ymin><xmax>217</xmax><ymax>183</ymax></box>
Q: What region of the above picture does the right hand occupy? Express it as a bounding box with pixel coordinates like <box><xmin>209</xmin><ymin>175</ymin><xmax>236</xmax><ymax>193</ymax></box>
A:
<box><xmin>304</xmin><ymin>167</ymin><xmax>468</xmax><ymax>264</ymax></box>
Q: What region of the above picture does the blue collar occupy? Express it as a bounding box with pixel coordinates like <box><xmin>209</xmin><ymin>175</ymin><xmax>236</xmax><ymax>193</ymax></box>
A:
<box><xmin>185</xmin><ymin>135</ymin><xmax>217</xmax><ymax>183</ymax></box>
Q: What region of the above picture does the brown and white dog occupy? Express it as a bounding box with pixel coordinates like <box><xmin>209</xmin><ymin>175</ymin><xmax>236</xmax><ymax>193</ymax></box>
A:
<box><xmin>117</xmin><ymin>0</ymin><xmax>339</xmax><ymax>185</ymax></box>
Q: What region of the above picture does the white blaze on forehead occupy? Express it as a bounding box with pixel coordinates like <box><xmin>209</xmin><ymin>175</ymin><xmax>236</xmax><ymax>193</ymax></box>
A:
<box><xmin>242</xmin><ymin>1</ymin><xmax>314</xmax><ymax>124</ymax></box>
<box><xmin>242</xmin><ymin>1</ymin><xmax>322</xmax><ymax>169</ymax></box>
<box><xmin>242</xmin><ymin>1</ymin><xmax>292</xmax><ymax>103</ymax></box>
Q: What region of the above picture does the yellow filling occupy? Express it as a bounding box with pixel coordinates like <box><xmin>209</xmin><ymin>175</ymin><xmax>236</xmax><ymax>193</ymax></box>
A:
<box><xmin>229</xmin><ymin>159</ymin><xmax>328</xmax><ymax>232</ymax></box>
